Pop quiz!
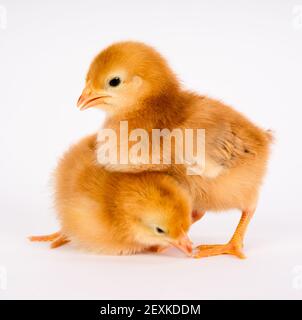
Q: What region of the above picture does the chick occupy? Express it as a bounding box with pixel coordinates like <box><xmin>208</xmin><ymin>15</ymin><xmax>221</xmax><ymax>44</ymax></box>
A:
<box><xmin>30</xmin><ymin>135</ymin><xmax>193</xmax><ymax>256</ymax></box>
<box><xmin>77</xmin><ymin>41</ymin><xmax>272</xmax><ymax>259</ymax></box>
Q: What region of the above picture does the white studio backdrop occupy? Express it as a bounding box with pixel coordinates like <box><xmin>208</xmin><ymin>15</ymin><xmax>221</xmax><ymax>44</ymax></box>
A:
<box><xmin>0</xmin><ymin>0</ymin><xmax>301</xmax><ymax>299</ymax></box>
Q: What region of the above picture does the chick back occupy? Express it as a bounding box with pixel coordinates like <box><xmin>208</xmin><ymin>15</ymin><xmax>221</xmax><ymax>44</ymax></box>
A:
<box><xmin>177</xmin><ymin>94</ymin><xmax>273</xmax><ymax>211</ymax></box>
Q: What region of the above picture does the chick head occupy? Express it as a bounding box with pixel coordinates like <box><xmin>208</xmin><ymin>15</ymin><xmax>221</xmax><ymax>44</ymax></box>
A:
<box><xmin>77</xmin><ymin>41</ymin><xmax>179</xmax><ymax>114</ymax></box>
<box><xmin>116</xmin><ymin>173</ymin><xmax>193</xmax><ymax>255</ymax></box>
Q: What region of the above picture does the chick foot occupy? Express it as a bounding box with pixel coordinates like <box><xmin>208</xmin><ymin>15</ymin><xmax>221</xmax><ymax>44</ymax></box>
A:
<box><xmin>194</xmin><ymin>240</ymin><xmax>245</xmax><ymax>259</ymax></box>
<box><xmin>194</xmin><ymin>208</ymin><xmax>255</xmax><ymax>259</ymax></box>
<box><xmin>29</xmin><ymin>231</ymin><xmax>70</xmax><ymax>249</ymax></box>
<box><xmin>28</xmin><ymin>231</ymin><xmax>61</xmax><ymax>242</ymax></box>
<box><xmin>50</xmin><ymin>235</ymin><xmax>70</xmax><ymax>248</ymax></box>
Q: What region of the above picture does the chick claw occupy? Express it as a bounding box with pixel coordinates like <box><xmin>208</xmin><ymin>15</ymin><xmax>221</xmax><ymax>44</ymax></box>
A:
<box><xmin>193</xmin><ymin>241</ymin><xmax>246</xmax><ymax>259</ymax></box>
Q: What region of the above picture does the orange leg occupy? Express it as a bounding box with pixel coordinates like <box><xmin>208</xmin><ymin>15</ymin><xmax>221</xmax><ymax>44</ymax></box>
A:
<box><xmin>50</xmin><ymin>235</ymin><xmax>70</xmax><ymax>249</ymax></box>
<box><xmin>29</xmin><ymin>231</ymin><xmax>70</xmax><ymax>249</ymax></box>
<box><xmin>28</xmin><ymin>231</ymin><xmax>61</xmax><ymax>242</ymax></box>
<box><xmin>194</xmin><ymin>208</ymin><xmax>255</xmax><ymax>259</ymax></box>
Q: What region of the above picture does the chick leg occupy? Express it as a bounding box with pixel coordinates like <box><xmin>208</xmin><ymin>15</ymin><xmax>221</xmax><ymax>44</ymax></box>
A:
<box><xmin>28</xmin><ymin>231</ymin><xmax>61</xmax><ymax>242</ymax></box>
<box><xmin>194</xmin><ymin>208</ymin><xmax>255</xmax><ymax>259</ymax></box>
<box><xmin>29</xmin><ymin>231</ymin><xmax>70</xmax><ymax>249</ymax></box>
<box><xmin>50</xmin><ymin>235</ymin><xmax>70</xmax><ymax>249</ymax></box>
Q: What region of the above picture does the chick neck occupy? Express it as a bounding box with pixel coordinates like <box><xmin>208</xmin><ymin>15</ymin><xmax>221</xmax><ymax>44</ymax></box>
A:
<box><xmin>107</xmin><ymin>83</ymin><xmax>186</xmax><ymax>129</ymax></box>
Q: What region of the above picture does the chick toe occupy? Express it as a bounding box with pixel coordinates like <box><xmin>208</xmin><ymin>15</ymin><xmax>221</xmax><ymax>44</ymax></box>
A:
<box><xmin>194</xmin><ymin>241</ymin><xmax>246</xmax><ymax>259</ymax></box>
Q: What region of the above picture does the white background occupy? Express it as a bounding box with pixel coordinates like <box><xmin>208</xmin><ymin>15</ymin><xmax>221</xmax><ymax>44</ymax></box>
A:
<box><xmin>0</xmin><ymin>0</ymin><xmax>302</xmax><ymax>299</ymax></box>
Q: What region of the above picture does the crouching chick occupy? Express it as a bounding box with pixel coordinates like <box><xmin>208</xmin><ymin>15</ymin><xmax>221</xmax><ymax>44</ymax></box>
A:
<box><xmin>30</xmin><ymin>135</ymin><xmax>193</xmax><ymax>256</ymax></box>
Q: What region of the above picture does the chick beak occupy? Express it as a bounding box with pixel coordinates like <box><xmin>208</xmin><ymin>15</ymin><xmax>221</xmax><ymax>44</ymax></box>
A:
<box><xmin>171</xmin><ymin>233</ymin><xmax>193</xmax><ymax>256</ymax></box>
<box><xmin>77</xmin><ymin>88</ymin><xmax>109</xmax><ymax>111</ymax></box>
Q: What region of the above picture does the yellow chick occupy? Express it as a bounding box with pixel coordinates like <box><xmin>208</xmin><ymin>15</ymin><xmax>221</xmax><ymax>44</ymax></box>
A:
<box><xmin>30</xmin><ymin>135</ymin><xmax>193</xmax><ymax>256</ymax></box>
<box><xmin>77</xmin><ymin>41</ymin><xmax>273</xmax><ymax>259</ymax></box>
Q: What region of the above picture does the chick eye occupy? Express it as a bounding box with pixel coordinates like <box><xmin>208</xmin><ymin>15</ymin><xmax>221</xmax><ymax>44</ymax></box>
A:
<box><xmin>155</xmin><ymin>227</ymin><xmax>165</xmax><ymax>235</ymax></box>
<box><xmin>109</xmin><ymin>77</ymin><xmax>121</xmax><ymax>87</ymax></box>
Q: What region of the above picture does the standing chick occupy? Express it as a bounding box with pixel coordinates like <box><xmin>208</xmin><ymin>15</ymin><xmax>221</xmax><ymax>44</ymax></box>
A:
<box><xmin>30</xmin><ymin>135</ymin><xmax>193</xmax><ymax>256</ymax></box>
<box><xmin>77</xmin><ymin>41</ymin><xmax>272</xmax><ymax>259</ymax></box>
